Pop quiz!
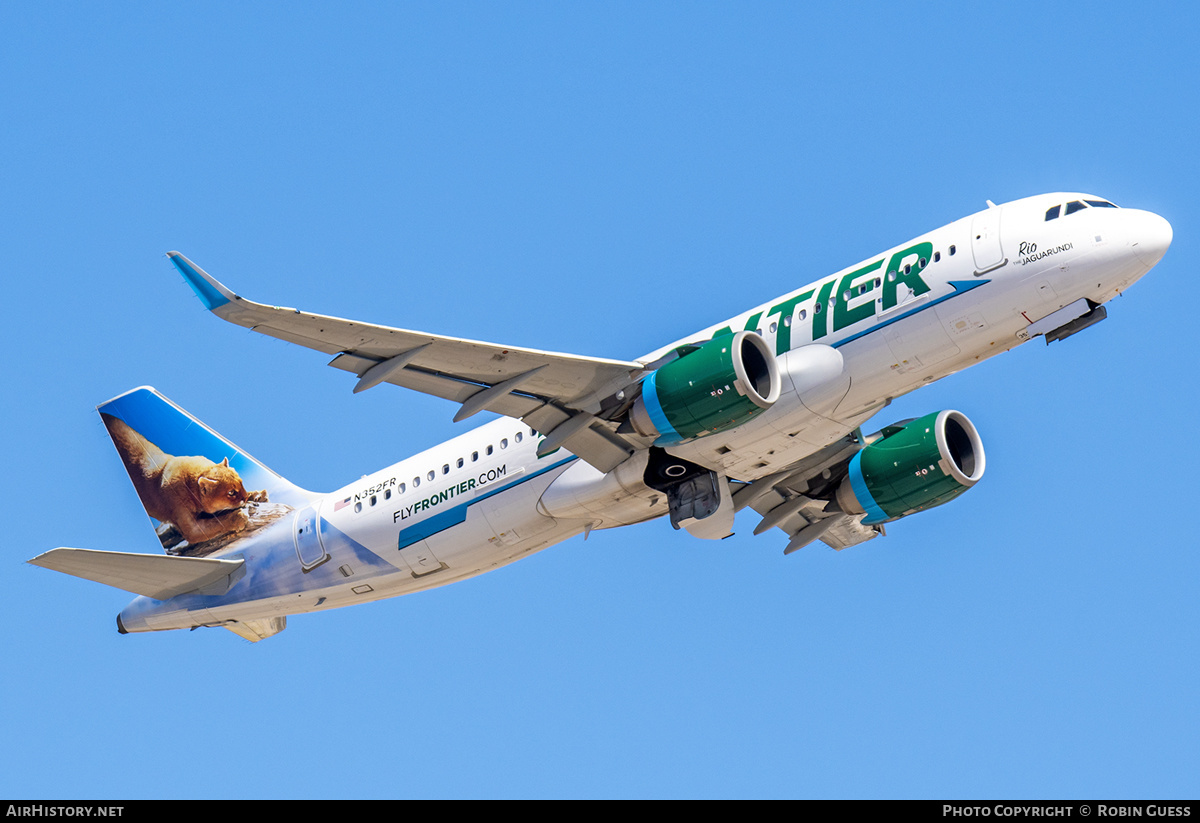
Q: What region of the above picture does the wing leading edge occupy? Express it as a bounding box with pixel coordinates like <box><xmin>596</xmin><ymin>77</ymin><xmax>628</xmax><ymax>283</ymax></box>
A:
<box><xmin>167</xmin><ymin>252</ymin><xmax>648</xmax><ymax>471</ymax></box>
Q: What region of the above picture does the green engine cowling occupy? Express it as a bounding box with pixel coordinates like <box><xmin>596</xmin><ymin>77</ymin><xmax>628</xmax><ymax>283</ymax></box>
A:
<box><xmin>630</xmin><ymin>330</ymin><xmax>781</xmax><ymax>445</ymax></box>
<box><xmin>835</xmin><ymin>410</ymin><xmax>985</xmax><ymax>525</ymax></box>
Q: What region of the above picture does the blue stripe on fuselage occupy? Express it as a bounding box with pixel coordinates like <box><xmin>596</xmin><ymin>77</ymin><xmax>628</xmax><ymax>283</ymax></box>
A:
<box><xmin>396</xmin><ymin>455</ymin><xmax>576</xmax><ymax>550</ymax></box>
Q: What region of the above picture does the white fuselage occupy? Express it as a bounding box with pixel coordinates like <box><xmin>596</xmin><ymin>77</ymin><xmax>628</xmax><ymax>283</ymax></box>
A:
<box><xmin>117</xmin><ymin>192</ymin><xmax>1171</xmax><ymax>634</ymax></box>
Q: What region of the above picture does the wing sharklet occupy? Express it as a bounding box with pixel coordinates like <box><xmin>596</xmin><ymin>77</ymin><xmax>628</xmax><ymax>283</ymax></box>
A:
<box><xmin>166</xmin><ymin>251</ymin><xmax>237</xmax><ymax>310</ymax></box>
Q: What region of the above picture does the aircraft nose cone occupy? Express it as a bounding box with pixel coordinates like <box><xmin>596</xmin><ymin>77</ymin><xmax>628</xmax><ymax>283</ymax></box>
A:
<box><xmin>1130</xmin><ymin>210</ymin><xmax>1172</xmax><ymax>268</ymax></box>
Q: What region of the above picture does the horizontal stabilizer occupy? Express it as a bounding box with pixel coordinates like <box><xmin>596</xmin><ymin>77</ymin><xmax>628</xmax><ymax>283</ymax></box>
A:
<box><xmin>28</xmin><ymin>548</ymin><xmax>245</xmax><ymax>600</ymax></box>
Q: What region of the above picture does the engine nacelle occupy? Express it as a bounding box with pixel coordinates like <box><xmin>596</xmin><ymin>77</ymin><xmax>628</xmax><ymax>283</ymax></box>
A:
<box><xmin>836</xmin><ymin>410</ymin><xmax>985</xmax><ymax>525</ymax></box>
<box><xmin>630</xmin><ymin>331</ymin><xmax>780</xmax><ymax>445</ymax></box>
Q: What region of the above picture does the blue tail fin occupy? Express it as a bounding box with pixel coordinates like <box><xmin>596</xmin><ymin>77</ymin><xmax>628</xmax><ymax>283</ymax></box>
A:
<box><xmin>99</xmin><ymin>387</ymin><xmax>314</xmax><ymax>556</ymax></box>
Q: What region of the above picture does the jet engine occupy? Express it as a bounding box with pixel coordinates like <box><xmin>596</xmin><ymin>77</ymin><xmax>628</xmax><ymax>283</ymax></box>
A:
<box><xmin>629</xmin><ymin>330</ymin><xmax>780</xmax><ymax>444</ymax></box>
<box><xmin>835</xmin><ymin>410</ymin><xmax>985</xmax><ymax>525</ymax></box>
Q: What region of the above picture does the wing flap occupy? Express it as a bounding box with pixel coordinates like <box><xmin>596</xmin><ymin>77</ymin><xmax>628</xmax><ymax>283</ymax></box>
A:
<box><xmin>813</xmin><ymin>516</ymin><xmax>880</xmax><ymax>551</ymax></box>
<box><xmin>29</xmin><ymin>548</ymin><xmax>245</xmax><ymax>600</ymax></box>
<box><xmin>748</xmin><ymin>495</ymin><xmax>879</xmax><ymax>553</ymax></box>
<box><xmin>737</xmin><ymin>430</ymin><xmax>882</xmax><ymax>552</ymax></box>
<box><xmin>331</xmin><ymin>352</ymin><xmax>639</xmax><ymax>471</ymax></box>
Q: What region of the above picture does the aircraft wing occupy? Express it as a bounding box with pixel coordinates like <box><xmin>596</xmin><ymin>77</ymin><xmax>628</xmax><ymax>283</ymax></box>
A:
<box><xmin>731</xmin><ymin>431</ymin><xmax>883</xmax><ymax>553</ymax></box>
<box><xmin>168</xmin><ymin>252</ymin><xmax>649</xmax><ymax>472</ymax></box>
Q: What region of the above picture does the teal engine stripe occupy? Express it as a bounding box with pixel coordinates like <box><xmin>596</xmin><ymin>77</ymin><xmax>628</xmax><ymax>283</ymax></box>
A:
<box><xmin>640</xmin><ymin>372</ymin><xmax>683</xmax><ymax>444</ymax></box>
<box><xmin>847</xmin><ymin>451</ymin><xmax>890</xmax><ymax>525</ymax></box>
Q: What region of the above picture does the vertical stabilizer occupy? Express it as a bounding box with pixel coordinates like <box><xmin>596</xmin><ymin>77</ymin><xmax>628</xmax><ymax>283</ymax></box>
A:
<box><xmin>99</xmin><ymin>387</ymin><xmax>315</xmax><ymax>556</ymax></box>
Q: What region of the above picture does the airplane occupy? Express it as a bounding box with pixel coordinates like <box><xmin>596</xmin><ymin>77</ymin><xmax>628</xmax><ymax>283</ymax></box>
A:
<box><xmin>29</xmin><ymin>192</ymin><xmax>1172</xmax><ymax>641</ymax></box>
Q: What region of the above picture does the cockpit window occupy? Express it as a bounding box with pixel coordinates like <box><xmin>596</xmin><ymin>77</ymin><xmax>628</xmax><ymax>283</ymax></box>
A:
<box><xmin>1046</xmin><ymin>199</ymin><xmax>1118</xmax><ymax>221</ymax></box>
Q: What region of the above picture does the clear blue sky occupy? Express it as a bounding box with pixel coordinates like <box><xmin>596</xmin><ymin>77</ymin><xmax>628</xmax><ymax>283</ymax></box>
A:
<box><xmin>3</xmin><ymin>1</ymin><xmax>1197</xmax><ymax>799</ymax></box>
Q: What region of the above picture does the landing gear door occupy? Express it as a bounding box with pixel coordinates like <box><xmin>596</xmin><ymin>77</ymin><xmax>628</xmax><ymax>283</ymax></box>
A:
<box><xmin>294</xmin><ymin>503</ymin><xmax>329</xmax><ymax>572</ymax></box>
<box><xmin>670</xmin><ymin>471</ymin><xmax>735</xmax><ymax>540</ymax></box>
